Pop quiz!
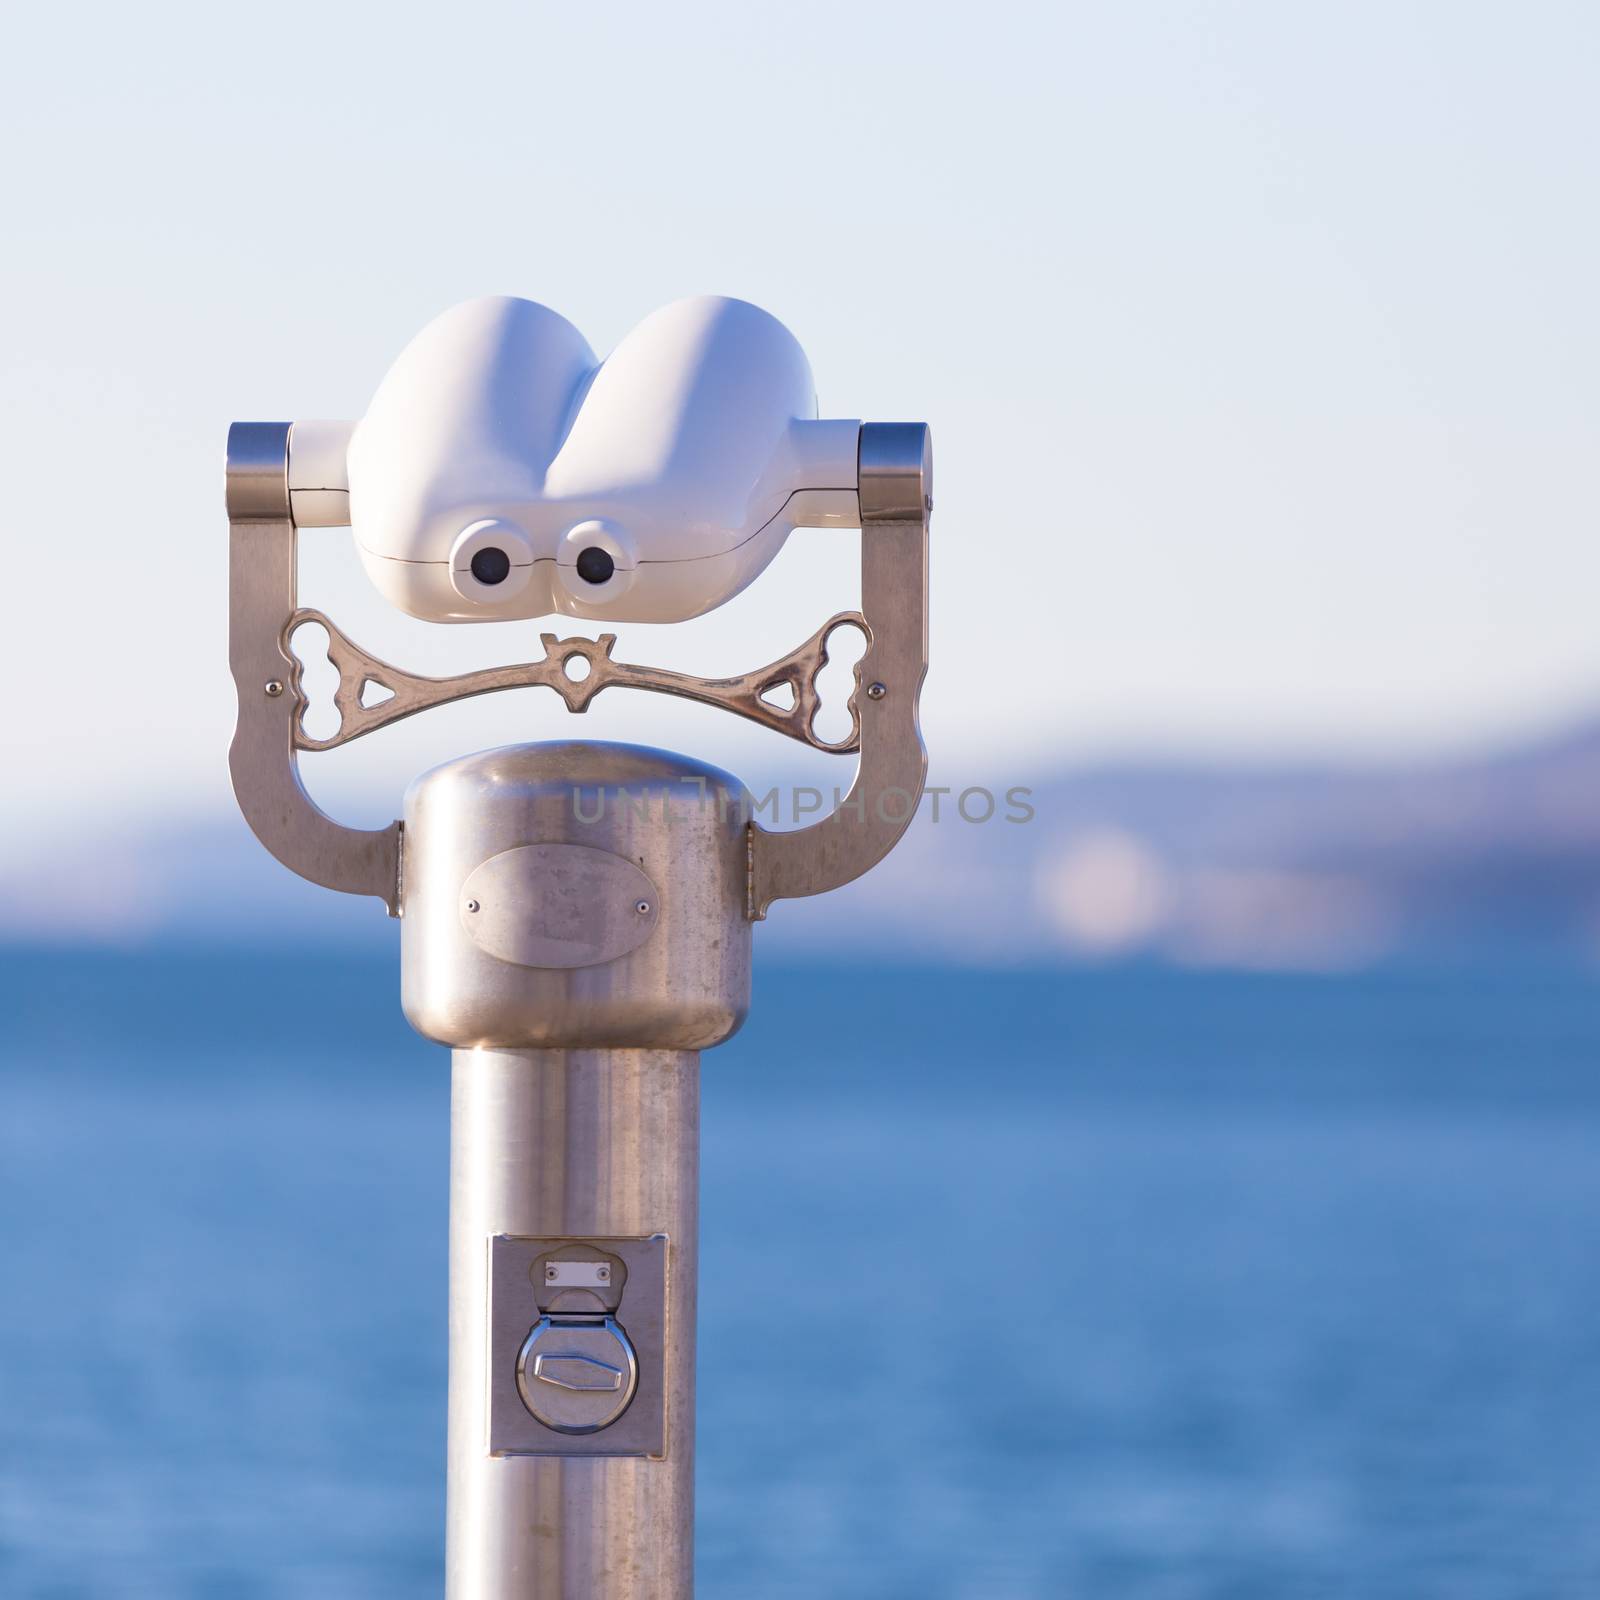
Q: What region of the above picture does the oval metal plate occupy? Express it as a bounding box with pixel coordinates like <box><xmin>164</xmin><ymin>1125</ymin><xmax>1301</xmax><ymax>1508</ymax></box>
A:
<box><xmin>460</xmin><ymin>843</ymin><xmax>660</xmax><ymax>969</ymax></box>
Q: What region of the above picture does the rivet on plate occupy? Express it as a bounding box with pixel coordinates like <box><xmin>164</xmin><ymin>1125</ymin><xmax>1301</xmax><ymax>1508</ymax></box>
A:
<box><xmin>866</xmin><ymin>681</ymin><xmax>888</xmax><ymax>701</ymax></box>
<box><xmin>466</xmin><ymin>899</ymin><xmax>480</xmax><ymax>913</ymax></box>
<box><xmin>264</xmin><ymin>680</ymin><xmax>284</xmax><ymax>698</ymax></box>
<box><xmin>635</xmin><ymin>900</ymin><xmax>652</xmax><ymax>915</ymax></box>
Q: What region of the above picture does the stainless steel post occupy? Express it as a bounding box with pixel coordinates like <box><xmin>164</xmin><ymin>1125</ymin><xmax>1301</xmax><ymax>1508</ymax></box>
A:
<box><xmin>447</xmin><ymin>1047</ymin><xmax>699</xmax><ymax>1597</ymax></box>
<box><xmin>402</xmin><ymin>742</ymin><xmax>751</xmax><ymax>1600</ymax></box>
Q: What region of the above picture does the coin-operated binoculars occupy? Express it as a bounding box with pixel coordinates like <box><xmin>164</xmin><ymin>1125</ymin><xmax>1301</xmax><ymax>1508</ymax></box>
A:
<box><xmin>227</xmin><ymin>294</ymin><xmax>929</xmax><ymax>1599</ymax></box>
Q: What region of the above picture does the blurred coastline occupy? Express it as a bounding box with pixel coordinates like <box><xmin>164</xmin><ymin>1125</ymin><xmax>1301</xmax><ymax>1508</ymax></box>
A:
<box><xmin>12</xmin><ymin>711</ymin><xmax>1600</xmax><ymax>973</ymax></box>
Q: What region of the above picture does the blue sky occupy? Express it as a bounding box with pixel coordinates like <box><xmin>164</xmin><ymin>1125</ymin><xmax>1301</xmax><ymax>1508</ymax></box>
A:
<box><xmin>2</xmin><ymin>1</ymin><xmax>1597</xmax><ymax>859</ymax></box>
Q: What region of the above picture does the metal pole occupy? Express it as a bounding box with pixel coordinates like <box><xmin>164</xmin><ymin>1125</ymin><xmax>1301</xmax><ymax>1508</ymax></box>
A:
<box><xmin>447</xmin><ymin>1047</ymin><xmax>699</xmax><ymax>1598</ymax></box>
<box><xmin>401</xmin><ymin>741</ymin><xmax>750</xmax><ymax>1600</ymax></box>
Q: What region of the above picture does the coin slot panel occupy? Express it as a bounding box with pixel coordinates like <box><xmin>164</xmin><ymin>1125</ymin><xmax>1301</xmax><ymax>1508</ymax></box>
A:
<box><xmin>487</xmin><ymin>1233</ymin><xmax>669</xmax><ymax>1459</ymax></box>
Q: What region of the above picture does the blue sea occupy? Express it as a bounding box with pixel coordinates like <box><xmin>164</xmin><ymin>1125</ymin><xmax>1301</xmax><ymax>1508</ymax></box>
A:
<box><xmin>2</xmin><ymin>950</ymin><xmax>1599</xmax><ymax>1598</ymax></box>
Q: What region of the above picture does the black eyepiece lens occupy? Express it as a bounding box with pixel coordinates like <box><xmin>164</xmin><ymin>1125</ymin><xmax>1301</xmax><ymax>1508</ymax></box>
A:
<box><xmin>470</xmin><ymin>547</ymin><xmax>512</xmax><ymax>586</ymax></box>
<box><xmin>576</xmin><ymin>547</ymin><xmax>615</xmax><ymax>585</ymax></box>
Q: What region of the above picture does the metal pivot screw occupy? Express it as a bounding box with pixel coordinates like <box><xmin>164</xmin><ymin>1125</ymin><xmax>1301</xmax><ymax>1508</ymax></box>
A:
<box><xmin>264</xmin><ymin>679</ymin><xmax>284</xmax><ymax>697</ymax></box>
<box><xmin>635</xmin><ymin>900</ymin><xmax>651</xmax><ymax>915</ymax></box>
<box><xmin>466</xmin><ymin>899</ymin><xmax>480</xmax><ymax>914</ymax></box>
<box><xmin>545</xmin><ymin>1264</ymin><xmax>559</xmax><ymax>1281</ymax></box>
<box><xmin>865</xmin><ymin>681</ymin><xmax>888</xmax><ymax>701</ymax></box>
<box><xmin>596</xmin><ymin>1265</ymin><xmax>610</xmax><ymax>1282</ymax></box>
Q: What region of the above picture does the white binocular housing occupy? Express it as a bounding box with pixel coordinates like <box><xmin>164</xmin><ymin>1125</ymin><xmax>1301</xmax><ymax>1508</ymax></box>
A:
<box><xmin>288</xmin><ymin>295</ymin><xmax>867</xmax><ymax>624</ymax></box>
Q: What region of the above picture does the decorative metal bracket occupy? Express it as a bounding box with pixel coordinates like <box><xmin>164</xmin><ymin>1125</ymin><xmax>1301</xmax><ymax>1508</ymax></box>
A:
<box><xmin>286</xmin><ymin>608</ymin><xmax>867</xmax><ymax>755</ymax></box>
<box><xmin>227</xmin><ymin>420</ymin><xmax>929</xmax><ymax>921</ymax></box>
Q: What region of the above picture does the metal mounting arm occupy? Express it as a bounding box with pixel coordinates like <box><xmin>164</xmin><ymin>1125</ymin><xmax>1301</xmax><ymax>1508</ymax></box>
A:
<box><xmin>746</xmin><ymin>423</ymin><xmax>930</xmax><ymax>918</ymax></box>
<box><xmin>228</xmin><ymin>422</ymin><xmax>404</xmax><ymax>915</ymax></box>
